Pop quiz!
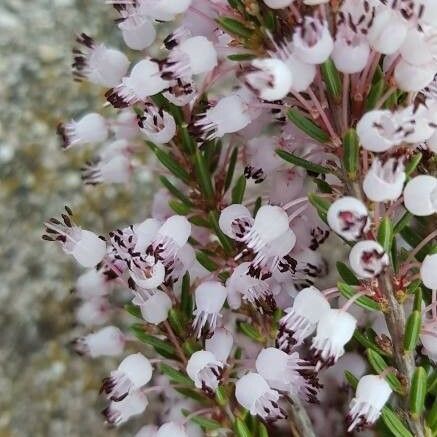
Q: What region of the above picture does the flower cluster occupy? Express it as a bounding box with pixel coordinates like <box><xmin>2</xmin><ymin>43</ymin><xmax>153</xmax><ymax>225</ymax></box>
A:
<box><xmin>45</xmin><ymin>0</ymin><xmax>437</xmax><ymax>435</ymax></box>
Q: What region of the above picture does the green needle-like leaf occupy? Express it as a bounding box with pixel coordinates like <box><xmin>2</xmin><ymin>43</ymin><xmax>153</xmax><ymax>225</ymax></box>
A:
<box><xmin>321</xmin><ymin>59</ymin><xmax>342</xmax><ymax>101</ymax></box>
<box><xmin>409</xmin><ymin>367</ymin><xmax>427</xmax><ymax>417</ymax></box>
<box><xmin>287</xmin><ymin>109</ymin><xmax>330</xmax><ymax>143</ymax></box>
<box><xmin>343</xmin><ymin>128</ymin><xmax>360</xmax><ymax>180</ymax></box>
<box><xmin>277</xmin><ymin>149</ymin><xmax>332</xmax><ymax>174</ymax></box>
<box><xmin>404</xmin><ymin>310</ymin><xmax>421</xmax><ymax>352</ymax></box>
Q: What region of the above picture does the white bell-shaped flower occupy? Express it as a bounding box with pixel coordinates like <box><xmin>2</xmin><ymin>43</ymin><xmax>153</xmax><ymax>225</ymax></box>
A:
<box><xmin>327</xmin><ymin>196</ymin><xmax>369</xmax><ymax>241</ymax></box>
<box><xmin>205</xmin><ymin>327</ymin><xmax>233</xmax><ymax>363</ymax></box>
<box><xmin>100</xmin><ymin>353</ymin><xmax>153</xmax><ymax>402</ymax></box>
<box><xmin>192</xmin><ymin>281</ymin><xmax>227</xmax><ymax>337</ymax></box>
<box><xmin>427</xmin><ymin>130</ymin><xmax>437</xmax><ymax>153</ymax></box>
<box><xmin>99</xmin><ymin>139</ymin><xmax>132</xmax><ymax>162</ymax></box>
<box><xmin>403</xmin><ymin>175</ymin><xmax>437</xmax><ymax>216</ymax></box>
<box><xmin>157</xmin><ymin>422</ymin><xmax>188</xmax><ymax>437</ymax></box>
<box><xmin>252</xmin><ymin>228</ymin><xmax>297</xmax><ymax>273</ymax></box>
<box><xmin>421</xmin><ymin>254</ymin><xmax>437</xmax><ymax>290</ymax></box>
<box><xmin>129</xmin><ymin>216</ymin><xmax>191</xmax><ymax>289</ymax></box>
<box><xmin>134</xmin><ymin>218</ymin><xmax>162</xmax><ymax>253</ymax></box>
<box><xmin>356</xmin><ymin>110</ymin><xmax>401</xmax><ymax>153</ymax></box>
<box><xmin>293</xmin><ymin>17</ymin><xmax>333</xmax><ymax>65</ymax></box>
<box><xmin>235</xmin><ymin>372</ymin><xmax>286</xmax><ymax>421</ymax></box>
<box><xmin>421</xmin><ymin>326</ymin><xmax>437</xmax><ymax>362</ymax></box>
<box><xmin>219</xmin><ymin>204</ymin><xmax>254</xmax><ymax>240</ymax></box>
<box><xmin>113</xmin><ymin>110</ymin><xmax>140</xmax><ymax>140</ymax></box>
<box><xmin>256</xmin><ymin>347</ymin><xmax>320</xmax><ymax>403</ymax></box>
<box><xmin>129</xmin><ymin>255</ymin><xmax>166</xmax><ymax>290</ymax></box>
<box><xmin>164</xmin><ymin>77</ymin><xmax>197</xmax><ymax>107</ymax></box>
<box><xmin>103</xmin><ymin>389</ymin><xmax>148</xmax><ymax>426</ymax></box>
<box><xmin>135</xmin><ymin>424</ymin><xmax>158</xmax><ymax>437</ymax></box>
<box><xmin>75</xmin><ymin>269</ymin><xmax>109</xmax><ymax>299</ymax></box>
<box><xmin>331</xmin><ymin>30</ymin><xmax>370</xmax><ymax>74</ymax></box>
<box><xmin>394</xmin><ymin>59</ymin><xmax>436</xmax><ymax>92</ymax></box>
<box><xmin>168</xmin><ymin>243</ymin><xmax>196</xmax><ymax>282</ymax></box>
<box><xmin>396</xmin><ymin>104</ymin><xmax>435</xmax><ymax>144</ymax></box>
<box><xmin>263</xmin><ymin>0</ymin><xmax>294</xmax><ymax>9</ymax></box>
<box><xmin>400</xmin><ymin>26</ymin><xmax>437</xmax><ymax>67</ymax></box>
<box><xmin>245</xmin><ymin>136</ymin><xmax>284</xmax><ymax>182</ymax></box>
<box><xmin>73</xmin><ymin>326</ymin><xmax>125</xmax><ymax>358</ymax></box>
<box><xmin>195</xmin><ymin>94</ymin><xmax>252</xmax><ymax>140</ymax></box>
<box><xmin>135</xmin><ymin>290</ymin><xmax>172</xmax><ymax>324</ymax></box>
<box><xmin>363</xmin><ymin>157</ymin><xmax>406</xmax><ymax>202</ymax></box>
<box><xmin>58</xmin><ymin>113</ymin><xmax>108</xmax><ymax>150</ymax></box>
<box><xmin>76</xmin><ymin>298</ymin><xmax>111</xmax><ymax>327</ymax></box>
<box><xmin>367</xmin><ymin>8</ymin><xmax>408</xmax><ymax>55</ymax></box>
<box><xmin>138</xmin><ymin>105</ymin><xmax>177</xmax><ymax>144</ymax></box>
<box><xmin>421</xmin><ymin>0</ymin><xmax>437</xmax><ymax>25</ymax></box>
<box><xmin>161</xmin><ymin>36</ymin><xmax>217</xmax><ymax>80</ymax></box>
<box><xmin>82</xmin><ymin>154</ymin><xmax>132</xmax><ymax>185</ymax></box>
<box><xmin>155</xmin><ymin>215</ymin><xmax>192</xmax><ymax>256</ymax></box>
<box><xmin>311</xmin><ymin>309</ymin><xmax>357</xmax><ymax>368</ymax></box>
<box><xmin>241</xmin><ymin>205</ymin><xmax>289</xmax><ymax>254</ymax></box>
<box><xmin>284</xmin><ymin>55</ymin><xmax>316</xmax><ymax>92</ymax></box>
<box><xmin>346</xmin><ymin>375</ymin><xmax>392</xmax><ymax>431</ymax></box>
<box><xmin>186</xmin><ymin>350</ymin><xmax>224</xmax><ymax>395</ymax></box>
<box><xmin>349</xmin><ymin>240</ymin><xmax>389</xmax><ymax>279</ymax></box>
<box><xmin>72</xmin><ymin>33</ymin><xmax>129</xmax><ymax>87</ymax></box>
<box><xmin>43</xmin><ymin>207</ymin><xmax>107</xmax><ymax>268</ymax></box>
<box><xmin>148</xmin><ymin>0</ymin><xmax>192</xmax><ymax>21</ymax></box>
<box><xmin>243</xmin><ymin>58</ymin><xmax>293</xmax><ymax>101</ymax></box>
<box><xmin>106</xmin><ymin>59</ymin><xmax>168</xmax><ymax>108</ymax></box>
<box><xmin>277</xmin><ymin>286</ymin><xmax>331</xmax><ymax>350</ymax></box>
<box><xmin>119</xmin><ymin>15</ymin><xmax>156</xmax><ymax>50</ymax></box>
<box><xmin>226</xmin><ymin>262</ymin><xmax>279</xmax><ymax>313</ymax></box>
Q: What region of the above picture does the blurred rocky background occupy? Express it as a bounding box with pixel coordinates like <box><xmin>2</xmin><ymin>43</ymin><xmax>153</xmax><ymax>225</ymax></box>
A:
<box><xmin>0</xmin><ymin>1</ymin><xmax>153</xmax><ymax>435</ymax></box>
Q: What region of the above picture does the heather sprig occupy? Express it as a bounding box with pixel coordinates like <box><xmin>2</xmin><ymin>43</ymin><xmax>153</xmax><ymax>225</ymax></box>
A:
<box><xmin>45</xmin><ymin>1</ymin><xmax>437</xmax><ymax>435</ymax></box>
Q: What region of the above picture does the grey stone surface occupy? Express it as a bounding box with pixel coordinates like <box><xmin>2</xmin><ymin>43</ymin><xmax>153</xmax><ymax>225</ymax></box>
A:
<box><xmin>0</xmin><ymin>1</ymin><xmax>149</xmax><ymax>435</ymax></box>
